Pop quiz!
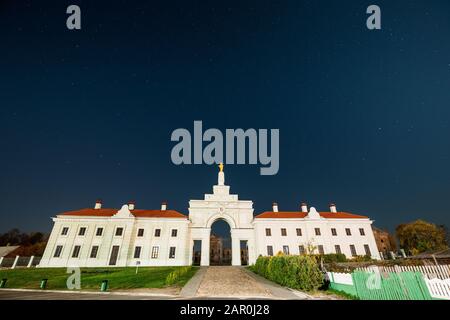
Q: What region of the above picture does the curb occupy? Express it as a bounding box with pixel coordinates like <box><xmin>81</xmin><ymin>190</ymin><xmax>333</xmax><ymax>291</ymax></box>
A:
<box><xmin>0</xmin><ymin>288</ymin><xmax>177</xmax><ymax>298</ymax></box>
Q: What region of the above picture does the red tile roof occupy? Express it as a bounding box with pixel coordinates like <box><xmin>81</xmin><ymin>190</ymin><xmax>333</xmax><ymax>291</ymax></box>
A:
<box><xmin>59</xmin><ymin>208</ymin><xmax>187</xmax><ymax>219</ymax></box>
<box><xmin>255</xmin><ymin>211</ymin><xmax>368</xmax><ymax>219</ymax></box>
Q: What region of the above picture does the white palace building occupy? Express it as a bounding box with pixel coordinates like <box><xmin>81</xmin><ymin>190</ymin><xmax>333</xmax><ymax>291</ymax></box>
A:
<box><xmin>39</xmin><ymin>166</ymin><xmax>380</xmax><ymax>268</ymax></box>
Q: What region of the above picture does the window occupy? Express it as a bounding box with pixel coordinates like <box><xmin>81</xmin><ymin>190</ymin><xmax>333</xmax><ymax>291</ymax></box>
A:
<box><xmin>151</xmin><ymin>246</ymin><xmax>159</xmax><ymax>259</ymax></box>
<box><xmin>137</xmin><ymin>229</ymin><xmax>144</xmax><ymax>237</ymax></box>
<box><xmin>296</xmin><ymin>228</ymin><xmax>302</xmax><ymax>236</ymax></box>
<box><xmin>90</xmin><ymin>246</ymin><xmax>99</xmax><ymax>258</ymax></box>
<box><xmin>283</xmin><ymin>246</ymin><xmax>290</xmax><ymax>255</ymax></box>
<box><xmin>171</xmin><ymin>229</ymin><xmax>178</xmax><ymax>237</ymax></box>
<box><xmin>109</xmin><ymin>246</ymin><xmax>120</xmax><ymax>266</ymax></box>
<box><xmin>281</xmin><ymin>228</ymin><xmax>287</xmax><ymax>236</ymax></box>
<box><xmin>350</xmin><ymin>245</ymin><xmax>357</xmax><ymax>256</ymax></box>
<box><xmin>364</xmin><ymin>245</ymin><xmax>371</xmax><ymax>256</ymax></box>
<box><xmin>265</xmin><ymin>228</ymin><xmax>272</xmax><ymax>236</ymax></box>
<box><xmin>61</xmin><ymin>227</ymin><xmax>69</xmax><ymax>236</ymax></box>
<box><xmin>346</xmin><ymin>228</ymin><xmax>352</xmax><ymax>236</ymax></box>
<box><xmin>315</xmin><ymin>228</ymin><xmax>321</xmax><ymax>236</ymax></box>
<box><xmin>54</xmin><ymin>245</ymin><xmax>63</xmax><ymax>258</ymax></box>
<box><xmin>267</xmin><ymin>246</ymin><xmax>274</xmax><ymax>256</ymax></box>
<box><xmin>169</xmin><ymin>247</ymin><xmax>176</xmax><ymax>259</ymax></box>
<box><xmin>78</xmin><ymin>227</ymin><xmax>86</xmax><ymax>236</ymax></box>
<box><xmin>318</xmin><ymin>245</ymin><xmax>324</xmax><ymax>255</ymax></box>
<box><xmin>331</xmin><ymin>228</ymin><xmax>337</xmax><ymax>236</ymax></box>
<box><xmin>335</xmin><ymin>245</ymin><xmax>342</xmax><ymax>254</ymax></box>
<box><xmin>154</xmin><ymin>229</ymin><xmax>161</xmax><ymax>237</ymax></box>
<box><xmin>134</xmin><ymin>246</ymin><xmax>142</xmax><ymax>259</ymax></box>
<box><xmin>299</xmin><ymin>245</ymin><xmax>305</xmax><ymax>255</ymax></box>
<box><xmin>115</xmin><ymin>227</ymin><xmax>124</xmax><ymax>236</ymax></box>
<box><xmin>96</xmin><ymin>228</ymin><xmax>103</xmax><ymax>236</ymax></box>
<box><xmin>72</xmin><ymin>245</ymin><xmax>81</xmax><ymax>258</ymax></box>
<box><xmin>359</xmin><ymin>228</ymin><xmax>366</xmax><ymax>236</ymax></box>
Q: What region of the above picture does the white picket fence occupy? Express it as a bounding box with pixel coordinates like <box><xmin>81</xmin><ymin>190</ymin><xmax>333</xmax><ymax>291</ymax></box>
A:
<box><xmin>424</xmin><ymin>278</ymin><xmax>450</xmax><ymax>300</ymax></box>
<box><xmin>356</xmin><ymin>264</ymin><xmax>450</xmax><ymax>280</ymax></box>
<box><xmin>0</xmin><ymin>256</ymin><xmax>40</xmax><ymax>269</ymax></box>
<box><xmin>327</xmin><ymin>272</ymin><xmax>353</xmax><ymax>285</ymax></box>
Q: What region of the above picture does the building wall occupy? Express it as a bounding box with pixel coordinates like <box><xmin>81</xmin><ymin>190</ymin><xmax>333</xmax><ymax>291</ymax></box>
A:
<box><xmin>253</xmin><ymin>218</ymin><xmax>380</xmax><ymax>260</ymax></box>
<box><xmin>39</xmin><ymin>216</ymin><xmax>190</xmax><ymax>268</ymax></box>
<box><xmin>41</xmin><ymin>215</ymin><xmax>380</xmax><ymax>268</ymax></box>
<box><xmin>373</xmin><ymin>228</ymin><xmax>395</xmax><ymax>256</ymax></box>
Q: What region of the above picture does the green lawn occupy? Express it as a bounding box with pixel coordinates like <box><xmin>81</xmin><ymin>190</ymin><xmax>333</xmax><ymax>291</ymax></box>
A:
<box><xmin>0</xmin><ymin>266</ymin><xmax>198</xmax><ymax>291</ymax></box>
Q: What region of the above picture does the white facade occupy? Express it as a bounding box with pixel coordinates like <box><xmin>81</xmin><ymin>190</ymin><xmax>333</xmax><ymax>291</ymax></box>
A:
<box><xmin>39</xmin><ymin>168</ymin><xmax>380</xmax><ymax>268</ymax></box>
<box><xmin>254</xmin><ymin>215</ymin><xmax>378</xmax><ymax>258</ymax></box>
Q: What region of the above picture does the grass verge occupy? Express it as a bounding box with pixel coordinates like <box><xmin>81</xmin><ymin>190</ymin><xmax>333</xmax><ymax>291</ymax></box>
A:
<box><xmin>325</xmin><ymin>288</ymin><xmax>359</xmax><ymax>300</ymax></box>
<box><xmin>0</xmin><ymin>266</ymin><xmax>198</xmax><ymax>291</ymax></box>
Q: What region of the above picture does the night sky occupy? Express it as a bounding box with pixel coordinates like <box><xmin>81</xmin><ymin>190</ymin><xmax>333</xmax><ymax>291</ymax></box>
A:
<box><xmin>1</xmin><ymin>1</ymin><xmax>449</xmax><ymax>234</ymax></box>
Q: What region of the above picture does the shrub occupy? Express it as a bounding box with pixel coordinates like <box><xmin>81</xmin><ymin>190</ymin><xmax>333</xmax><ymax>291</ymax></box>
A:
<box><xmin>253</xmin><ymin>255</ymin><xmax>323</xmax><ymax>292</ymax></box>
<box><xmin>349</xmin><ymin>255</ymin><xmax>373</xmax><ymax>262</ymax></box>
<box><xmin>322</xmin><ymin>253</ymin><xmax>347</xmax><ymax>263</ymax></box>
<box><xmin>165</xmin><ymin>266</ymin><xmax>192</xmax><ymax>286</ymax></box>
<box><xmin>254</xmin><ymin>255</ymin><xmax>270</xmax><ymax>277</ymax></box>
<box><xmin>309</xmin><ymin>253</ymin><xmax>347</xmax><ymax>264</ymax></box>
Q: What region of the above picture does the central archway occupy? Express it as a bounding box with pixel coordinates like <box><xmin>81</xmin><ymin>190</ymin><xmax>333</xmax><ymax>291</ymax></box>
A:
<box><xmin>210</xmin><ymin>219</ymin><xmax>232</xmax><ymax>266</ymax></box>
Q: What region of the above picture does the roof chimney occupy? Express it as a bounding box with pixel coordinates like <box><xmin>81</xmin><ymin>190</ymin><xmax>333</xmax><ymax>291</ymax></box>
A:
<box><xmin>128</xmin><ymin>201</ymin><xmax>135</xmax><ymax>211</ymax></box>
<box><xmin>272</xmin><ymin>202</ymin><xmax>279</xmax><ymax>212</ymax></box>
<box><xmin>300</xmin><ymin>202</ymin><xmax>308</xmax><ymax>213</ymax></box>
<box><xmin>94</xmin><ymin>199</ymin><xmax>102</xmax><ymax>210</ymax></box>
<box><xmin>330</xmin><ymin>203</ymin><xmax>337</xmax><ymax>213</ymax></box>
<box><xmin>161</xmin><ymin>201</ymin><xmax>167</xmax><ymax>211</ymax></box>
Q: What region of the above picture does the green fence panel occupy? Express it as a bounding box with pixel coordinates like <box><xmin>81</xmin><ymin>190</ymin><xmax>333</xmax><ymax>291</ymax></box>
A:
<box><xmin>329</xmin><ymin>283</ymin><xmax>357</xmax><ymax>297</ymax></box>
<box><xmin>351</xmin><ymin>271</ymin><xmax>432</xmax><ymax>300</ymax></box>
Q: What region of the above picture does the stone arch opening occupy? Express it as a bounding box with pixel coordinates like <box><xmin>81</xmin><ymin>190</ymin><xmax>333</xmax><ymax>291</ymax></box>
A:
<box><xmin>209</xmin><ymin>219</ymin><xmax>232</xmax><ymax>266</ymax></box>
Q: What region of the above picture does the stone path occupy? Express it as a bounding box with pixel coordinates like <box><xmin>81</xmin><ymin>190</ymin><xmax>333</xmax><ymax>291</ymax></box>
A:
<box><xmin>196</xmin><ymin>266</ymin><xmax>271</xmax><ymax>298</ymax></box>
<box><xmin>184</xmin><ymin>266</ymin><xmax>308</xmax><ymax>299</ymax></box>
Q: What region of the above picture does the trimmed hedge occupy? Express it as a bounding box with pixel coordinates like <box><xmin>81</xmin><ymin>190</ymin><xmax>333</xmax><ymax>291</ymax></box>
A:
<box><xmin>253</xmin><ymin>255</ymin><xmax>323</xmax><ymax>292</ymax></box>
<box><xmin>310</xmin><ymin>253</ymin><xmax>348</xmax><ymax>263</ymax></box>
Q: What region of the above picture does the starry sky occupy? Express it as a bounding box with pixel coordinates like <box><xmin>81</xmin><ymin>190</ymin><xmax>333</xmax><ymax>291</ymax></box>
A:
<box><xmin>0</xmin><ymin>1</ymin><xmax>449</xmax><ymax>234</ymax></box>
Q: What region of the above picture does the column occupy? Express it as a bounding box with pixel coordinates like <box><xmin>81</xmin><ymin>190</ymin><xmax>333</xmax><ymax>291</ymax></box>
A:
<box><xmin>247</xmin><ymin>238</ymin><xmax>256</xmax><ymax>265</ymax></box>
<box><xmin>231</xmin><ymin>231</ymin><xmax>241</xmax><ymax>266</ymax></box>
<box><xmin>200</xmin><ymin>235</ymin><xmax>210</xmax><ymax>266</ymax></box>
